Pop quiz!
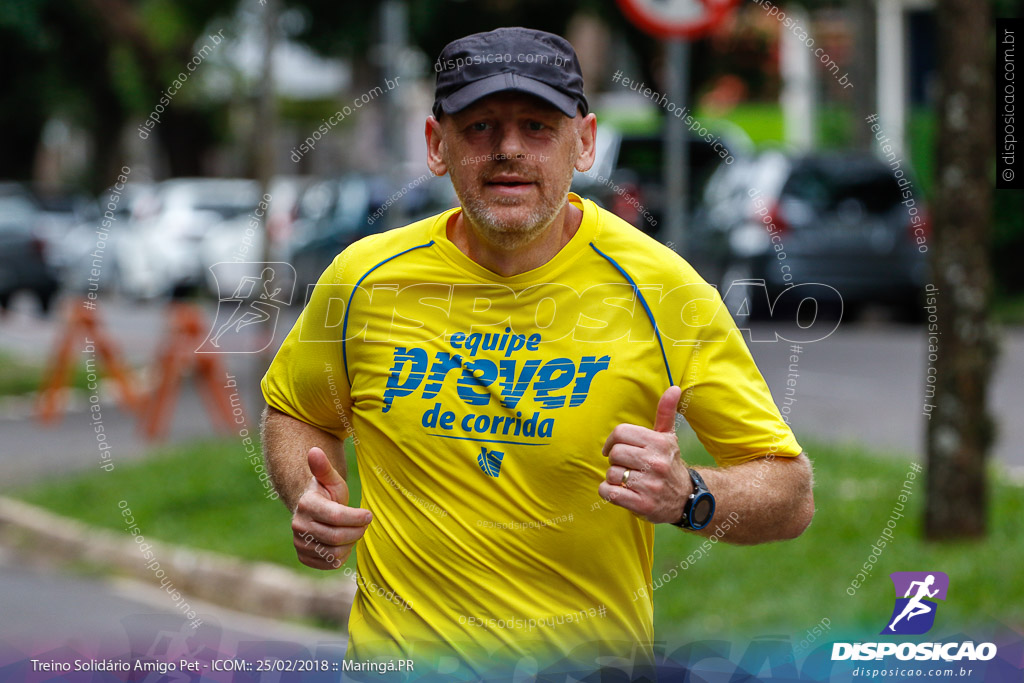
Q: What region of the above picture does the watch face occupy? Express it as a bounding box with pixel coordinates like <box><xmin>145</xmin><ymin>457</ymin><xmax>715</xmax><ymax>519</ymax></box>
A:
<box><xmin>692</xmin><ymin>495</ymin><xmax>713</xmax><ymax>524</ymax></box>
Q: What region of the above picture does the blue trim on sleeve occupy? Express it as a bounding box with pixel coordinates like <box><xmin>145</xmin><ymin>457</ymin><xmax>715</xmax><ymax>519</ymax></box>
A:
<box><xmin>342</xmin><ymin>240</ymin><xmax>435</xmax><ymax>384</ymax></box>
<box><xmin>588</xmin><ymin>242</ymin><xmax>674</xmax><ymax>386</ymax></box>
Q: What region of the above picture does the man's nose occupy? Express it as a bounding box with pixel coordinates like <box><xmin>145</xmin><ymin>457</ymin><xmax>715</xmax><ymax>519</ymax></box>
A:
<box><xmin>495</xmin><ymin>125</ymin><xmax>527</xmax><ymax>159</ymax></box>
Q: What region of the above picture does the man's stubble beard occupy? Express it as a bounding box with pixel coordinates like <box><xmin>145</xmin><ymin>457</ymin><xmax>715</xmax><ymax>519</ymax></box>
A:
<box><xmin>444</xmin><ymin>145</ymin><xmax>578</xmax><ymax>250</ymax></box>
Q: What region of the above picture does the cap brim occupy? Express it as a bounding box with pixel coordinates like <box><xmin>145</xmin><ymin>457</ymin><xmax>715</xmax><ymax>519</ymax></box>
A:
<box><xmin>440</xmin><ymin>73</ymin><xmax>579</xmax><ymax>118</ymax></box>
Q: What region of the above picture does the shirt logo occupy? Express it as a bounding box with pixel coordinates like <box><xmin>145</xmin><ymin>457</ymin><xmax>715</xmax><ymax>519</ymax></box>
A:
<box><xmin>380</xmin><ymin>329</ymin><xmax>611</xmax><ymax>447</ymax></box>
<box><xmin>477</xmin><ymin>447</ymin><xmax>504</xmax><ymax>478</ymax></box>
<box><xmin>882</xmin><ymin>571</ymin><xmax>949</xmax><ymax>635</ymax></box>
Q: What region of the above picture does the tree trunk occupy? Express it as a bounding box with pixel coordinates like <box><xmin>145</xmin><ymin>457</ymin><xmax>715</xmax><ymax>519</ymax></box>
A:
<box><xmin>924</xmin><ymin>0</ymin><xmax>997</xmax><ymax>540</ymax></box>
<box><xmin>850</xmin><ymin>0</ymin><xmax>877</xmax><ymax>151</ymax></box>
<box><xmin>86</xmin><ymin>41</ymin><xmax>128</xmax><ymax>194</ymax></box>
<box><xmin>158</xmin><ymin>107</ymin><xmax>217</xmax><ymax>178</ymax></box>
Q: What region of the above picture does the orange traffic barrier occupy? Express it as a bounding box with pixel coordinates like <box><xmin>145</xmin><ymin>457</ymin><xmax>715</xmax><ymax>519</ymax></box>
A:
<box><xmin>139</xmin><ymin>302</ymin><xmax>241</xmax><ymax>440</ymax></box>
<box><xmin>37</xmin><ymin>299</ymin><xmax>140</xmax><ymax>423</ymax></box>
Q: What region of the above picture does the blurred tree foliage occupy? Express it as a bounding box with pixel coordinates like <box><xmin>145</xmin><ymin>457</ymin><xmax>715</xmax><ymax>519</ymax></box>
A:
<box><xmin>285</xmin><ymin>1</ymin><xmax>651</xmax><ymax>90</ymax></box>
<box><xmin>1</xmin><ymin>1</ymin><xmax>102</xmax><ymax>184</ymax></box>
<box><xmin>0</xmin><ymin>0</ymin><xmax>868</xmax><ymax>189</ymax></box>
<box><xmin>3</xmin><ymin>0</ymin><xmax>1019</xmax><ymax>299</ymax></box>
<box><xmin>0</xmin><ymin>0</ymin><xmax>235</xmax><ymax>191</ymax></box>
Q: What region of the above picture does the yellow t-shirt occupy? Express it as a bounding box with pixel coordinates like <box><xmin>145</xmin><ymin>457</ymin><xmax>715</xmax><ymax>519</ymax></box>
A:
<box><xmin>261</xmin><ymin>193</ymin><xmax>801</xmax><ymax>679</ymax></box>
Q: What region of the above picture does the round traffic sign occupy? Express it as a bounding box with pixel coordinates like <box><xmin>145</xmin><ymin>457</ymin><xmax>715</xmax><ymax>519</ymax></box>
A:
<box><xmin>616</xmin><ymin>0</ymin><xmax>740</xmax><ymax>40</ymax></box>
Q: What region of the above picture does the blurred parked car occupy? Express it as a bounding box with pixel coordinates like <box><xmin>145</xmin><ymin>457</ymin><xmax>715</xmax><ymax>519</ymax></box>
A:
<box><xmin>32</xmin><ymin>188</ymin><xmax>96</xmax><ymax>262</ymax></box>
<box><xmin>198</xmin><ymin>176</ymin><xmax>315</xmax><ymax>296</ymax></box>
<box><xmin>288</xmin><ymin>171</ymin><xmax>456</xmax><ymax>303</ymax></box>
<box><xmin>689</xmin><ymin>151</ymin><xmax>929</xmax><ymax>319</ymax></box>
<box><xmin>116</xmin><ymin>178</ymin><xmax>262</xmax><ymax>299</ymax></box>
<box><xmin>57</xmin><ymin>182</ymin><xmax>157</xmax><ymax>294</ymax></box>
<box><xmin>0</xmin><ymin>183</ymin><xmax>61</xmax><ymax>314</ymax></box>
<box><xmin>572</xmin><ymin>126</ymin><xmax>743</xmax><ymax>239</ymax></box>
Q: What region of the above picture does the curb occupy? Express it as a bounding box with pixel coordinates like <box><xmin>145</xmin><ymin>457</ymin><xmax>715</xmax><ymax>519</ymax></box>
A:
<box><xmin>0</xmin><ymin>496</ymin><xmax>355</xmax><ymax>626</ymax></box>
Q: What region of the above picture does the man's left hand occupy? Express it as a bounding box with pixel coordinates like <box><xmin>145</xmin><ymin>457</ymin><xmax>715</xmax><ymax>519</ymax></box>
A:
<box><xmin>600</xmin><ymin>385</ymin><xmax>694</xmax><ymax>524</ymax></box>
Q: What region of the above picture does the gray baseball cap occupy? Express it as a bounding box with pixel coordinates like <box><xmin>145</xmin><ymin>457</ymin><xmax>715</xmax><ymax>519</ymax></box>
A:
<box><xmin>432</xmin><ymin>27</ymin><xmax>589</xmax><ymax>119</ymax></box>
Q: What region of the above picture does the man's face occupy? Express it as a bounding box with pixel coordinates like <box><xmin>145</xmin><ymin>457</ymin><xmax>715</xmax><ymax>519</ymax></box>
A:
<box><xmin>433</xmin><ymin>92</ymin><xmax>589</xmax><ymax>248</ymax></box>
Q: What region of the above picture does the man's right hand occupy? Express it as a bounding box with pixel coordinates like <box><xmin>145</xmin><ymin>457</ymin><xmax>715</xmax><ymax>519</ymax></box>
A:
<box><xmin>291</xmin><ymin>447</ymin><xmax>373</xmax><ymax>570</ymax></box>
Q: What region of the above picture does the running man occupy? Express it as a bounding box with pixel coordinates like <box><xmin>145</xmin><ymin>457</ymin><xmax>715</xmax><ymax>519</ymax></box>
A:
<box><xmin>888</xmin><ymin>574</ymin><xmax>940</xmax><ymax>631</ymax></box>
<box><xmin>261</xmin><ymin>27</ymin><xmax>814</xmax><ymax>680</ymax></box>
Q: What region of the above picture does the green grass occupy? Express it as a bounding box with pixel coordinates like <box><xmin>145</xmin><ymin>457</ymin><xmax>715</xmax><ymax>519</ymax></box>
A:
<box><xmin>10</xmin><ymin>437</ymin><xmax>362</xmax><ymax>578</ymax></box>
<box><xmin>907</xmin><ymin>108</ymin><xmax>937</xmax><ymax>197</ymax></box>
<box><xmin>993</xmin><ymin>293</ymin><xmax>1024</xmax><ymax>326</ymax></box>
<box><xmin>10</xmin><ymin>433</ymin><xmax>1023</xmax><ymax>638</ymax></box>
<box><xmin>696</xmin><ymin>103</ymin><xmax>937</xmax><ymax>198</ymax></box>
<box><xmin>593</xmin><ymin>107</ymin><xmax>661</xmax><ymax>135</ymax></box>
<box><xmin>592</xmin><ymin>101</ymin><xmax>941</xmax><ymax>202</ymax></box>
<box><xmin>698</xmin><ymin>102</ymin><xmax>786</xmax><ymax>145</ymax></box>
<box><xmin>0</xmin><ymin>350</ymin><xmax>91</xmax><ymax>397</ymax></box>
<box><xmin>596</xmin><ymin>101</ymin><xmax>792</xmax><ymax>145</ymax></box>
<box><xmin>658</xmin><ymin>431</ymin><xmax>1024</xmax><ymax>640</ymax></box>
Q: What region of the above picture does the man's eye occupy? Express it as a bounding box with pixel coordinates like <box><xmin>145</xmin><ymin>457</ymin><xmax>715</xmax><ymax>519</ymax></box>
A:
<box><xmin>470</xmin><ymin>122</ymin><xmax>490</xmax><ymax>131</ymax></box>
<box><xmin>527</xmin><ymin>122</ymin><xmax>546</xmax><ymax>131</ymax></box>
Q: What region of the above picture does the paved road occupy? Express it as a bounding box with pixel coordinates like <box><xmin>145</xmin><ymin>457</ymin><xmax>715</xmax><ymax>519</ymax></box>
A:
<box><xmin>0</xmin><ymin>548</ymin><xmax>346</xmax><ymax>673</ymax></box>
<box><xmin>2</xmin><ymin>296</ymin><xmax>1022</xmax><ymax>491</ymax></box>
<box><xmin>750</xmin><ymin>322</ymin><xmax>1024</xmax><ymax>469</ymax></box>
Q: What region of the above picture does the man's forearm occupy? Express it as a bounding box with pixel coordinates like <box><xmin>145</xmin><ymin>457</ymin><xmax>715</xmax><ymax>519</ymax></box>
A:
<box><xmin>261</xmin><ymin>406</ymin><xmax>345</xmax><ymax>511</ymax></box>
<box><xmin>691</xmin><ymin>453</ymin><xmax>814</xmax><ymax>545</ymax></box>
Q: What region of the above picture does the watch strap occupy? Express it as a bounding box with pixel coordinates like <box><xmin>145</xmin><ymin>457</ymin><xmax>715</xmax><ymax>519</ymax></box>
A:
<box><xmin>672</xmin><ymin>468</ymin><xmax>711</xmax><ymax>529</ymax></box>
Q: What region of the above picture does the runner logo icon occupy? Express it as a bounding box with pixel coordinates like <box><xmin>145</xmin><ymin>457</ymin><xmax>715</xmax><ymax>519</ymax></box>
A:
<box><xmin>882</xmin><ymin>571</ymin><xmax>949</xmax><ymax>635</ymax></box>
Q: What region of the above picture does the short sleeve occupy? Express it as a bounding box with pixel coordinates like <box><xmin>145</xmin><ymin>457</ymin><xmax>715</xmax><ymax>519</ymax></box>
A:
<box><xmin>260</xmin><ymin>254</ymin><xmax>355</xmax><ymax>442</ymax></box>
<box><xmin>676</xmin><ymin>287</ymin><xmax>802</xmax><ymax>466</ymax></box>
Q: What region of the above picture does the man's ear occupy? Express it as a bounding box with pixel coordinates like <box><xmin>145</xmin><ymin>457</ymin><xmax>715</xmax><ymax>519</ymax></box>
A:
<box><xmin>573</xmin><ymin>112</ymin><xmax>598</xmax><ymax>173</ymax></box>
<box><xmin>425</xmin><ymin>116</ymin><xmax>449</xmax><ymax>177</ymax></box>
<box><xmin>573</xmin><ymin>112</ymin><xmax>598</xmax><ymax>174</ymax></box>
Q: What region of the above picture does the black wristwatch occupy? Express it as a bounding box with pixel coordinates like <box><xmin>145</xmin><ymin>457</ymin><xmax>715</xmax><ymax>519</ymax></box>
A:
<box><xmin>672</xmin><ymin>468</ymin><xmax>715</xmax><ymax>530</ymax></box>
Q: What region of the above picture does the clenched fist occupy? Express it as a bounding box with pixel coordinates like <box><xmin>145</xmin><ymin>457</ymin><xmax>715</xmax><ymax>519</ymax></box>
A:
<box><xmin>290</xmin><ymin>447</ymin><xmax>373</xmax><ymax>569</ymax></box>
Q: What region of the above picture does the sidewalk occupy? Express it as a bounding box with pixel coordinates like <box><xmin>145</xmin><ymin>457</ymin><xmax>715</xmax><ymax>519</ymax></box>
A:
<box><xmin>0</xmin><ymin>496</ymin><xmax>356</xmax><ymax>627</ymax></box>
